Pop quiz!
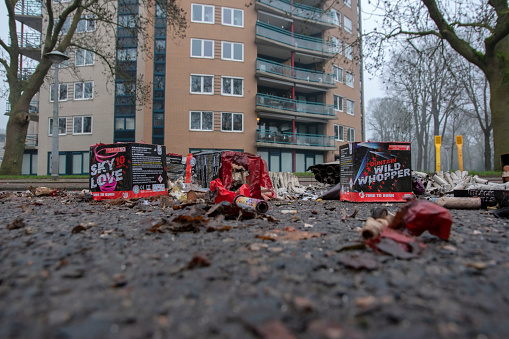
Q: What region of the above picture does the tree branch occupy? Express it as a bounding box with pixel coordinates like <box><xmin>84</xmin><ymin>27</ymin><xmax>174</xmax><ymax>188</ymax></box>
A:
<box><xmin>422</xmin><ymin>0</ymin><xmax>488</xmax><ymax>72</ymax></box>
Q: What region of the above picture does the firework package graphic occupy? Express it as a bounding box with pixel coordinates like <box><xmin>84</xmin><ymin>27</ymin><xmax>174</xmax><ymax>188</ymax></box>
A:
<box><xmin>90</xmin><ymin>143</ymin><xmax>168</xmax><ymax>200</ymax></box>
<box><xmin>340</xmin><ymin>142</ymin><xmax>412</xmax><ymax>202</ymax></box>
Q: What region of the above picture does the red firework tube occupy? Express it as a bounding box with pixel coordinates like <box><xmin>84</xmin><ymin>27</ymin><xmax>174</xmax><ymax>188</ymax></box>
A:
<box><xmin>234</xmin><ymin>195</ymin><xmax>269</xmax><ymax>213</ymax></box>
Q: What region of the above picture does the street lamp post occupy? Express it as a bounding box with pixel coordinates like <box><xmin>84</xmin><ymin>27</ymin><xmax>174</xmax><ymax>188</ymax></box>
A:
<box><xmin>44</xmin><ymin>51</ymin><xmax>69</xmax><ymax>180</ymax></box>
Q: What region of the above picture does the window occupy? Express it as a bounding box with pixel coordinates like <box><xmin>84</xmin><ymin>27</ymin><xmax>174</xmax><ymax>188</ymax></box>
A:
<box><xmin>221</xmin><ymin>42</ymin><xmax>243</xmax><ymax>61</ymax></box>
<box><xmin>191</xmin><ymin>39</ymin><xmax>214</xmax><ymax>58</ymax></box>
<box><xmin>345</xmin><ymin>44</ymin><xmax>353</xmax><ymax>60</ymax></box>
<box><xmin>116</xmin><ymin>82</ymin><xmax>135</xmax><ymax>96</ymax></box>
<box><xmin>155</xmin><ymin>40</ymin><xmax>166</xmax><ymax>53</ymax></box>
<box><xmin>344</xmin><ymin>0</ymin><xmax>352</xmax><ymax>8</ymax></box>
<box><xmin>117</xmin><ymin>48</ymin><xmax>137</xmax><ymax>61</ymax></box>
<box><xmin>74</xmin><ymin>81</ymin><xmax>94</xmax><ymax>100</ymax></box>
<box><xmin>192</xmin><ymin>4</ymin><xmax>214</xmax><ymax>24</ymax></box>
<box><xmin>347</xmin><ymin>127</ymin><xmax>355</xmax><ymax>142</ymax></box>
<box><xmin>50</xmin><ymin>83</ymin><xmax>68</xmax><ymax>102</ymax></box>
<box><xmin>73</xmin><ymin>116</ymin><xmax>92</xmax><ymax>134</ymax></box>
<box><xmin>72</xmin><ymin>152</ymin><xmax>90</xmax><ymax>174</ymax></box>
<box><xmin>333</xmin><ymin>65</ymin><xmax>343</xmax><ymax>83</ymax></box>
<box><xmin>344</xmin><ymin>16</ymin><xmax>352</xmax><ymax>33</ymax></box>
<box><xmin>331</xmin><ymin>8</ymin><xmax>341</xmax><ymax>26</ymax></box>
<box><xmin>77</xmin><ymin>15</ymin><xmax>96</xmax><ymax>32</ymax></box>
<box><xmin>334</xmin><ymin>125</ymin><xmax>344</xmax><ymax>141</ymax></box>
<box><xmin>346</xmin><ymin>71</ymin><xmax>354</xmax><ymax>87</ymax></box>
<box><xmin>118</xmin><ymin>14</ymin><xmax>137</xmax><ymax>28</ymax></box>
<box><xmin>331</xmin><ymin>36</ymin><xmax>342</xmax><ymax>54</ymax></box>
<box><xmin>333</xmin><ymin>95</ymin><xmax>343</xmax><ymax>111</ymax></box>
<box><xmin>222</xmin><ymin>77</ymin><xmax>243</xmax><ymax>96</ymax></box>
<box><xmin>49</xmin><ymin>117</ymin><xmax>67</xmax><ymax>135</ymax></box>
<box><xmin>190</xmin><ymin>111</ymin><xmax>213</xmax><ymax>131</ymax></box>
<box><xmin>115</xmin><ymin>117</ymin><xmax>135</xmax><ymax>130</ymax></box>
<box><xmin>59</xmin><ymin>50</ymin><xmax>70</xmax><ymax>68</ymax></box>
<box><xmin>347</xmin><ymin>99</ymin><xmax>355</xmax><ymax>115</ymax></box>
<box><xmin>221</xmin><ymin>112</ymin><xmax>243</xmax><ymax>132</ymax></box>
<box><xmin>75</xmin><ymin>48</ymin><xmax>94</xmax><ymax>66</ymax></box>
<box><xmin>61</xmin><ymin>18</ymin><xmax>71</xmax><ymax>34</ymax></box>
<box><xmin>190</xmin><ymin>74</ymin><xmax>213</xmax><ymax>94</ymax></box>
<box><xmin>154</xmin><ymin>76</ymin><xmax>165</xmax><ymax>90</ymax></box>
<box><xmin>222</xmin><ymin>7</ymin><xmax>243</xmax><ymax>27</ymax></box>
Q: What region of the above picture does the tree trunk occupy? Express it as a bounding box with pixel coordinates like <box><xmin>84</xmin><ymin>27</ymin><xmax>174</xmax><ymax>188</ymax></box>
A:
<box><xmin>0</xmin><ymin>110</ymin><xmax>31</xmax><ymax>175</ymax></box>
<box><xmin>484</xmin><ymin>130</ymin><xmax>492</xmax><ymax>171</ymax></box>
<box><xmin>489</xmin><ymin>82</ymin><xmax>509</xmax><ymax>171</ymax></box>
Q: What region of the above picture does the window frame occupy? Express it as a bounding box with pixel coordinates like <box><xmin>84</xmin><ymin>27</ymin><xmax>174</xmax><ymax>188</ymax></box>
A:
<box><xmin>77</xmin><ymin>14</ymin><xmax>96</xmax><ymax>33</ymax></box>
<box><xmin>333</xmin><ymin>65</ymin><xmax>343</xmax><ymax>83</ymax></box>
<box><xmin>344</xmin><ymin>16</ymin><xmax>352</xmax><ymax>33</ymax></box>
<box><xmin>48</xmin><ymin>117</ymin><xmax>67</xmax><ymax>136</ymax></box>
<box><xmin>190</xmin><ymin>38</ymin><xmax>214</xmax><ymax>59</ymax></box>
<box><xmin>73</xmin><ymin>116</ymin><xmax>93</xmax><ymax>135</ymax></box>
<box><xmin>189</xmin><ymin>111</ymin><xmax>214</xmax><ymax>131</ymax></box>
<box><xmin>190</xmin><ymin>74</ymin><xmax>214</xmax><ymax>95</ymax></box>
<box><xmin>331</xmin><ymin>36</ymin><xmax>342</xmax><ymax>55</ymax></box>
<box><xmin>347</xmin><ymin>127</ymin><xmax>355</xmax><ymax>142</ymax></box>
<box><xmin>74</xmin><ymin>81</ymin><xmax>94</xmax><ymax>100</ymax></box>
<box><xmin>75</xmin><ymin>48</ymin><xmax>95</xmax><ymax>66</ymax></box>
<box><xmin>346</xmin><ymin>99</ymin><xmax>355</xmax><ymax>115</ymax></box>
<box><xmin>221</xmin><ymin>112</ymin><xmax>244</xmax><ymax>132</ymax></box>
<box><xmin>222</xmin><ymin>7</ymin><xmax>244</xmax><ymax>27</ymax></box>
<box><xmin>221</xmin><ymin>76</ymin><xmax>244</xmax><ymax>97</ymax></box>
<box><xmin>344</xmin><ymin>0</ymin><xmax>352</xmax><ymax>8</ymax></box>
<box><xmin>331</xmin><ymin>8</ymin><xmax>341</xmax><ymax>26</ymax></box>
<box><xmin>346</xmin><ymin>71</ymin><xmax>354</xmax><ymax>87</ymax></box>
<box><xmin>191</xmin><ymin>3</ymin><xmax>215</xmax><ymax>24</ymax></box>
<box><xmin>333</xmin><ymin>94</ymin><xmax>344</xmax><ymax>112</ymax></box>
<box><xmin>334</xmin><ymin>124</ymin><xmax>344</xmax><ymax>141</ymax></box>
<box><xmin>221</xmin><ymin>41</ymin><xmax>244</xmax><ymax>62</ymax></box>
<box><xmin>50</xmin><ymin>83</ymin><xmax>69</xmax><ymax>102</ymax></box>
<box><xmin>345</xmin><ymin>44</ymin><xmax>353</xmax><ymax>60</ymax></box>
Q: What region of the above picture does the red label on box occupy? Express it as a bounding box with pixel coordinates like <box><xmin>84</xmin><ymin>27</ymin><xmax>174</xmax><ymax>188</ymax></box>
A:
<box><xmin>92</xmin><ymin>189</ymin><xmax>167</xmax><ymax>201</ymax></box>
<box><xmin>106</xmin><ymin>147</ymin><xmax>126</xmax><ymax>153</ymax></box>
<box><xmin>340</xmin><ymin>191</ymin><xmax>410</xmax><ymax>202</ymax></box>
<box><xmin>388</xmin><ymin>145</ymin><xmax>411</xmax><ymax>151</ymax></box>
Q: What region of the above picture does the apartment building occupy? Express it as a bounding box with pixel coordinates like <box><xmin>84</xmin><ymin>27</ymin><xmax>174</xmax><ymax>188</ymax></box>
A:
<box><xmin>13</xmin><ymin>0</ymin><xmax>364</xmax><ymax>175</ymax></box>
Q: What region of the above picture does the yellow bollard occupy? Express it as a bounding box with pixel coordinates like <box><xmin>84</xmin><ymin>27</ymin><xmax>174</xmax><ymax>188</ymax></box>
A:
<box><xmin>435</xmin><ymin>135</ymin><xmax>441</xmax><ymax>172</ymax></box>
<box><xmin>456</xmin><ymin>135</ymin><xmax>463</xmax><ymax>171</ymax></box>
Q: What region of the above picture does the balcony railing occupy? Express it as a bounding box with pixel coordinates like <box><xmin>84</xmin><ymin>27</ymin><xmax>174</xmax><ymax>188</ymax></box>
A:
<box><xmin>257</xmin><ymin>58</ymin><xmax>335</xmax><ymax>85</ymax></box>
<box><xmin>256</xmin><ymin>0</ymin><xmax>335</xmax><ymax>25</ymax></box>
<box><xmin>256</xmin><ymin>22</ymin><xmax>334</xmax><ymax>55</ymax></box>
<box><xmin>256</xmin><ymin>130</ymin><xmax>336</xmax><ymax>148</ymax></box>
<box><xmin>25</xmin><ymin>134</ymin><xmax>38</xmax><ymax>147</ymax></box>
<box><xmin>15</xmin><ymin>0</ymin><xmax>42</xmax><ymax>16</ymax></box>
<box><xmin>18</xmin><ymin>67</ymin><xmax>36</xmax><ymax>80</ymax></box>
<box><xmin>15</xmin><ymin>31</ymin><xmax>41</xmax><ymax>48</ymax></box>
<box><xmin>257</xmin><ymin>93</ymin><xmax>335</xmax><ymax>117</ymax></box>
<box><xmin>6</xmin><ymin>101</ymin><xmax>39</xmax><ymax>114</ymax></box>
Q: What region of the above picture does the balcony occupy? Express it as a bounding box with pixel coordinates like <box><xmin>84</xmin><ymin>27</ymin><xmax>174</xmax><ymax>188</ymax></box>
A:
<box><xmin>256</xmin><ymin>58</ymin><xmax>336</xmax><ymax>90</ymax></box>
<box><xmin>255</xmin><ymin>22</ymin><xmax>335</xmax><ymax>58</ymax></box>
<box><xmin>18</xmin><ymin>67</ymin><xmax>36</xmax><ymax>80</ymax></box>
<box><xmin>6</xmin><ymin>101</ymin><xmax>40</xmax><ymax>122</ymax></box>
<box><xmin>25</xmin><ymin>134</ymin><xmax>38</xmax><ymax>148</ymax></box>
<box><xmin>256</xmin><ymin>94</ymin><xmax>336</xmax><ymax>120</ymax></box>
<box><xmin>255</xmin><ymin>0</ymin><xmax>335</xmax><ymax>31</ymax></box>
<box><xmin>256</xmin><ymin>129</ymin><xmax>336</xmax><ymax>151</ymax></box>
<box><xmin>15</xmin><ymin>0</ymin><xmax>43</xmax><ymax>31</ymax></box>
<box><xmin>13</xmin><ymin>31</ymin><xmax>42</xmax><ymax>61</ymax></box>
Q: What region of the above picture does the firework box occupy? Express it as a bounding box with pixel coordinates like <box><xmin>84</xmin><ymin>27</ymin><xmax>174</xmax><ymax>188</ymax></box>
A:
<box><xmin>339</xmin><ymin>142</ymin><xmax>412</xmax><ymax>202</ymax></box>
<box><xmin>453</xmin><ymin>189</ymin><xmax>509</xmax><ymax>208</ymax></box>
<box><xmin>90</xmin><ymin>143</ymin><xmax>168</xmax><ymax>200</ymax></box>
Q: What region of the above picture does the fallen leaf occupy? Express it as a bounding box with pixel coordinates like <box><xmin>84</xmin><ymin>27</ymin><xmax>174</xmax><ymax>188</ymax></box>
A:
<box><xmin>111</xmin><ymin>273</ymin><xmax>128</xmax><ymax>288</ymax></box>
<box><xmin>181</xmin><ymin>255</ymin><xmax>210</xmax><ymax>271</ymax></box>
<box><xmin>375</xmin><ymin>238</ymin><xmax>418</xmax><ymax>259</ymax></box>
<box><xmin>7</xmin><ymin>217</ymin><xmax>25</xmax><ymax>230</ymax></box>
<box><xmin>71</xmin><ymin>225</ymin><xmax>87</xmax><ymax>234</ymax></box>
<box><xmin>277</xmin><ymin>231</ymin><xmax>322</xmax><ymax>241</ymax></box>
<box><xmin>255</xmin><ymin>235</ymin><xmax>277</xmax><ymax>241</ymax></box>
<box><xmin>293</xmin><ymin>296</ymin><xmax>313</xmax><ymax>312</ymax></box>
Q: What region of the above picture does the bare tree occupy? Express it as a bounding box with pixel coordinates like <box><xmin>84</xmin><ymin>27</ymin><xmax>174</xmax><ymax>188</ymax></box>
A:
<box><xmin>366</xmin><ymin>97</ymin><xmax>412</xmax><ymax>141</ymax></box>
<box><xmin>364</xmin><ymin>0</ymin><xmax>509</xmax><ymax>171</ymax></box>
<box><xmin>0</xmin><ymin>0</ymin><xmax>186</xmax><ymax>174</ymax></box>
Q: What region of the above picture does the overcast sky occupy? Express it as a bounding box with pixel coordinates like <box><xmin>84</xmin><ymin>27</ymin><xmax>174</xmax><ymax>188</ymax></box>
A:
<box><xmin>0</xmin><ymin>0</ymin><xmax>385</xmax><ymax>134</ymax></box>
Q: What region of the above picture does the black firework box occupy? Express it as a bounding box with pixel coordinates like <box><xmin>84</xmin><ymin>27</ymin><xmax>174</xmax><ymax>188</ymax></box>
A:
<box><xmin>90</xmin><ymin>143</ymin><xmax>168</xmax><ymax>200</ymax></box>
<box><xmin>339</xmin><ymin>142</ymin><xmax>412</xmax><ymax>202</ymax></box>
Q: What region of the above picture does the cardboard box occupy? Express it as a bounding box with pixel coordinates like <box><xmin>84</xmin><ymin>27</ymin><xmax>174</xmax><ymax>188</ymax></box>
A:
<box><xmin>90</xmin><ymin>143</ymin><xmax>168</xmax><ymax>200</ymax></box>
<box><xmin>454</xmin><ymin>189</ymin><xmax>509</xmax><ymax>208</ymax></box>
<box><xmin>340</xmin><ymin>142</ymin><xmax>412</xmax><ymax>202</ymax></box>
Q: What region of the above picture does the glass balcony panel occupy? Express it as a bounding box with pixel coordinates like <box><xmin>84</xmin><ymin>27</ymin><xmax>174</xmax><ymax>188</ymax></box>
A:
<box><xmin>256</xmin><ymin>130</ymin><xmax>335</xmax><ymax>148</ymax></box>
<box><xmin>6</xmin><ymin>101</ymin><xmax>39</xmax><ymax>113</ymax></box>
<box><xmin>257</xmin><ymin>94</ymin><xmax>335</xmax><ymax>117</ymax></box>
<box><xmin>25</xmin><ymin>134</ymin><xmax>38</xmax><ymax>147</ymax></box>
<box><xmin>257</xmin><ymin>58</ymin><xmax>334</xmax><ymax>85</ymax></box>
<box><xmin>15</xmin><ymin>32</ymin><xmax>41</xmax><ymax>48</ymax></box>
<box><xmin>256</xmin><ymin>0</ymin><xmax>334</xmax><ymax>25</ymax></box>
<box><xmin>256</xmin><ymin>22</ymin><xmax>333</xmax><ymax>55</ymax></box>
<box><xmin>15</xmin><ymin>0</ymin><xmax>42</xmax><ymax>16</ymax></box>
